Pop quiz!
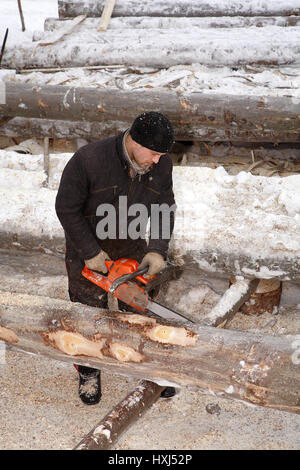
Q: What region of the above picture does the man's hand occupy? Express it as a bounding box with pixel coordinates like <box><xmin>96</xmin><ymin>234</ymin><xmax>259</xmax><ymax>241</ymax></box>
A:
<box><xmin>85</xmin><ymin>250</ymin><xmax>110</xmax><ymax>274</ymax></box>
<box><xmin>139</xmin><ymin>252</ymin><xmax>166</xmax><ymax>276</ymax></box>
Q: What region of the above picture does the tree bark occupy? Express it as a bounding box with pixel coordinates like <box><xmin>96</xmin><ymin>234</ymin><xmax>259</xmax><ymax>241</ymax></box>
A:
<box><xmin>0</xmin><ymin>291</ymin><xmax>299</xmax><ymax>414</ymax></box>
<box><xmin>74</xmin><ymin>380</ymin><xmax>164</xmax><ymax>450</ymax></box>
<box><xmin>58</xmin><ymin>0</ymin><xmax>300</xmax><ymax>18</ymax></box>
<box><xmin>1</xmin><ymin>83</ymin><xmax>299</xmax><ymax>143</ymax></box>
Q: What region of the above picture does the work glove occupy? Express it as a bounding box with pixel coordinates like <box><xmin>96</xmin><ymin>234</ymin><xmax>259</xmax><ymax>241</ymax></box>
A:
<box><xmin>85</xmin><ymin>250</ymin><xmax>110</xmax><ymax>274</ymax></box>
<box><xmin>139</xmin><ymin>252</ymin><xmax>166</xmax><ymax>277</ymax></box>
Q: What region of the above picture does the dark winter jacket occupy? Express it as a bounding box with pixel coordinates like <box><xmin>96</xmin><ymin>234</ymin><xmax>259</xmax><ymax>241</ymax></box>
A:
<box><xmin>55</xmin><ymin>132</ymin><xmax>176</xmax><ymax>264</ymax></box>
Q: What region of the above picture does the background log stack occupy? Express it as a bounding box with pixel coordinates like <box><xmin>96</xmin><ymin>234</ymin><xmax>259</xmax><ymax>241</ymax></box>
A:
<box><xmin>0</xmin><ymin>0</ymin><xmax>299</xmax><ymax>152</ymax></box>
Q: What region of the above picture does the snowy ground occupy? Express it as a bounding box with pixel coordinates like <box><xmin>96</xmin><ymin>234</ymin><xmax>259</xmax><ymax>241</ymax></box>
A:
<box><xmin>1</xmin><ymin>0</ymin><xmax>300</xmax><ymax>451</ymax></box>
<box><xmin>1</xmin><ymin>148</ymin><xmax>300</xmax><ymax>279</ymax></box>
<box><xmin>0</xmin><ymin>248</ymin><xmax>300</xmax><ymax>450</ymax></box>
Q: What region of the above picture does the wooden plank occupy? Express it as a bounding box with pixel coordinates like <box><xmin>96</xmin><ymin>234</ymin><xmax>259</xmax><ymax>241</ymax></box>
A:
<box><xmin>0</xmin><ymin>291</ymin><xmax>300</xmax><ymax>413</ymax></box>
<box><xmin>97</xmin><ymin>0</ymin><xmax>116</xmax><ymax>32</ymax></box>
<box><xmin>58</xmin><ymin>0</ymin><xmax>300</xmax><ymax>18</ymax></box>
<box><xmin>38</xmin><ymin>15</ymin><xmax>86</xmax><ymax>47</ymax></box>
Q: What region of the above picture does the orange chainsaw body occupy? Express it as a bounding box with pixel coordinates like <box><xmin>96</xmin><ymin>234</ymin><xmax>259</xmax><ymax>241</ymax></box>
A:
<box><xmin>82</xmin><ymin>258</ymin><xmax>154</xmax><ymax>312</ymax></box>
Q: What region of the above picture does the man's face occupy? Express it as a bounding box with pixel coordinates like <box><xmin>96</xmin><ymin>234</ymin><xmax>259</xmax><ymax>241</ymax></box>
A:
<box><xmin>132</xmin><ymin>141</ymin><xmax>166</xmax><ymax>168</ymax></box>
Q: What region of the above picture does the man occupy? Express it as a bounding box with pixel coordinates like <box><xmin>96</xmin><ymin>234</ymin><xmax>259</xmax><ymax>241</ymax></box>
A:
<box><xmin>55</xmin><ymin>112</ymin><xmax>176</xmax><ymax>405</ymax></box>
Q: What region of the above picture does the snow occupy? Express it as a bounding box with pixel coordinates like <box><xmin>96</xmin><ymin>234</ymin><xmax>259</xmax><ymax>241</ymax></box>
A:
<box><xmin>1</xmin><ymin>0</ymin><xmax>300</xmax><ymax>271</ymax></box>
<box><xmin>0</xmin><ymin>0</ymin><xmax>58</xmax><ymax>48</ymax></box>
<box><xmin>1</xmin><ymin>149</ymin><xmax>300</xmax><ymax>271</ymax></box>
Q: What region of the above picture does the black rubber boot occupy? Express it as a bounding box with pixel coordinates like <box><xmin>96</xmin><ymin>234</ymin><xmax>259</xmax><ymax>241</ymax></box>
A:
<box><xmin>160</xmin><ymin>387</ymin><xmax>176</xmax><ymax>398</ymax></box>
<box><xmin>77</xmin><ymin>365</ymin><xmax>102</xmax><ymax>405</ymax></box>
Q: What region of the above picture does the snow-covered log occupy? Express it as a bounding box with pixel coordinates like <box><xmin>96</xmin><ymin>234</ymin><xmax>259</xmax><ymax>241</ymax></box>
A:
<box><xmin>58</xmin><ymin>0</ymin><xmax>300</xmax><ymax>18</ymax></box>
<box><xmin>41</xmin><ymin>16</ymin><xmax>300</xmax><ymax>35</ymax></box>
<box><xmin>0</xmin><ymin>291</ymin><xmax>300</xmax><ymax>414</ymax></box>
<box><xmin>1</xmin><ymin>82</ymin><xmax>300</xmax><ymax>143</ymax></box>
<box><xmin>2</xmin><ymin>25</ymin><xmax>300</xmax><ymax>69</ymax></box>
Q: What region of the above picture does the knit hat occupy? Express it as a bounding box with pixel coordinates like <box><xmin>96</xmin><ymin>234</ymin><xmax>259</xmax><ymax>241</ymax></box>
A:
<box><xmin>130</xmin><ymin>112</ymin><xmax>174</xmax><ymax>153</ymax></box>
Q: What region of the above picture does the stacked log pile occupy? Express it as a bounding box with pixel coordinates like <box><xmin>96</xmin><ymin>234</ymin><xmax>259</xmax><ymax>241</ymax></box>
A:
<box><xmin>0</xmin><ymin>0</ymin><xmax>299</xmax><ymax>144</ymax></box>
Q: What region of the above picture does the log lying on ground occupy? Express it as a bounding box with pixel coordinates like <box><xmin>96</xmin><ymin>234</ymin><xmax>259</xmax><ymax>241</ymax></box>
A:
<box><xmin>1</xmin><ymin>83</ymin><xmax>300</xmax><ymax>143</ymax></box>
<box><xmin>3</xmin><ymin>26</ymin><xmax>300</xmax><ymax>69</ymax></box>
<box><xmin>74</xmin><ymin>380</ymin><xmax>164</xmax><ymax>450</ymax></box>
<box><xmin>0</xmin><ymin>116</ymin><xmax>129</xmax><ymax>141</ymax></box>
<box><xmin>41</xmin><ymin>16</ymin><xmax>300</xmax><ymax>36</ymax></box>
<box><xmin>0</xmin><ymin>291</ymin><xmax>300</xmax><ymax>413</ymax></box>
<box><xmin>58</xmin><ymin>0</ymin><xmax>300</xmax><ymax>18</ymax></box>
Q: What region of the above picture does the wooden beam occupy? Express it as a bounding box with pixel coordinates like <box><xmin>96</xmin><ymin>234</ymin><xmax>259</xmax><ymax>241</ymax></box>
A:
<box><xmin>1</xmin><ymin>83</ymin><xmax>299</xmax><ymax>143</ymax></box>
<box><xmin>58</xmin><ymin>0</ymin><xmax>300</xmax><ymax>18</ymax></box>
<box><xmin>97</xmin><ymin>0</ymin><xmax>115</xmax><ymax>32</ymax></box>
<box><xmin>74</xmin><ymin>380</ymin><xmax>164</xmax><ymax>450</ymax></box>
<box><xmin>0</xmin><ymin>291</ymin><xmax>300</xmax><ymax>413</ymax></box>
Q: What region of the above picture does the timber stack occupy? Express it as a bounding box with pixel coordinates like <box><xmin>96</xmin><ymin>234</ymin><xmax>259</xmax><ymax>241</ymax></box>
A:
<box><xmin>0</xmin><ymin>0</ymin><xmax>299</xmax><ymax>146</ymax></box>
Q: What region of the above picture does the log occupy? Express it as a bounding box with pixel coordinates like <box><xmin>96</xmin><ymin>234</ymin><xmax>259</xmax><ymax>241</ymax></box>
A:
<box><xmin>0</xmin><ymin>291</ymin><xmax>300</xmax><ymax>413</ymax></box>
<box><xmin>0</xmin><ymin>116</ymin><xmax>129</xmax><ymax>141</ymax></box>
<box><xmin>74</xmin><ymin>380</ymin><xmax>164</xmax><ymax>450</ymax></box>
<box><xmin>1</xmin><ymin>116</ymin><xmax>300</xmax><ymax>148</ymax></box>
<box><xmin>1</xmin><ymin>83</ymin><xmax>300</xmax><ymax>143</ymax></box>
<box><xmin>3</xmin><ymin>26</ymin><xmax>300</xmax><ymax>69</ymax></box>
<box><xmin>58</xmin><ymin>0</ymin><xmax>300</xmax><ymax>18</ymax></box>
<box><xmin>42</xmin><ymin>16</ymin><xmax>300</xmax><ymax>34</ymax></box>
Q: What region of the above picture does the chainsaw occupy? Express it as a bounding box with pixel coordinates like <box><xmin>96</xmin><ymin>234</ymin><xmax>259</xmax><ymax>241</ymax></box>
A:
<box><xmin>82</xmin><ymin>258</ymin><xmax>192</xmax><ymax>323</ymax></box>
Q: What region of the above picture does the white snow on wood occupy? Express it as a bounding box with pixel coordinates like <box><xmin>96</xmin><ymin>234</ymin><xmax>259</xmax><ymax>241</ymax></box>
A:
<box><xmin>58</xmin><ymin>0</ymin><xmax>300</xmax><ymax>17</ymax></box>
<box><xmin>3</xmin><ymin>26</ymin><xmax>300</xmax><ymax>69</ymax></box>
<box><xmin>204</xmin><ymin>278</ymin><xmax>251</xmax><ymax>324</ymax></box>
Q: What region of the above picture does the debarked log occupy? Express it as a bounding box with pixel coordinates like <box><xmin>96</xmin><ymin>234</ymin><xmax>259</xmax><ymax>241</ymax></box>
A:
<box><xmin>1</xmin><ymin>83</ymin><xmax>300</xmax><ymax>143</ymax></box>
<box><xmin>58</xmin><ymin>0</ymin><xmax>300</xmax><ymax>18</ymax></box>
<box><xmin>41</xmin><ymin>16</ymin><xmax>300</xmax><ymax>37</ymax></box>
<box><xmin>0</xmin><ymin>291</ymin><xmax>300</xmax><ymax>414</ymax></box>
<box><xmin>3</xmin><ymin>26</ymin><xmax>300</xmax><ymax>69</ymax></box>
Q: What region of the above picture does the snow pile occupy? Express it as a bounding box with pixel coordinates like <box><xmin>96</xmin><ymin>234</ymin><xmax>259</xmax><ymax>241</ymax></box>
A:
<box><xmin>1</xmin><ymin>149</ymin><xmax>300</xmax><ymax>268</ymax></box>
<box><xmin>171</xmin><ymin>166</ymin><xmax>300</xmax><ymax>260</ymax></box>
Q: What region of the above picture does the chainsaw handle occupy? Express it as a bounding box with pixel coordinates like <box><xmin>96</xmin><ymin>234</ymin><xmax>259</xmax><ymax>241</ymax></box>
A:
<box><xmin>108</xmin><ymin>265</ymin><xmax>149</xmax><ymax>294</ymax></box>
